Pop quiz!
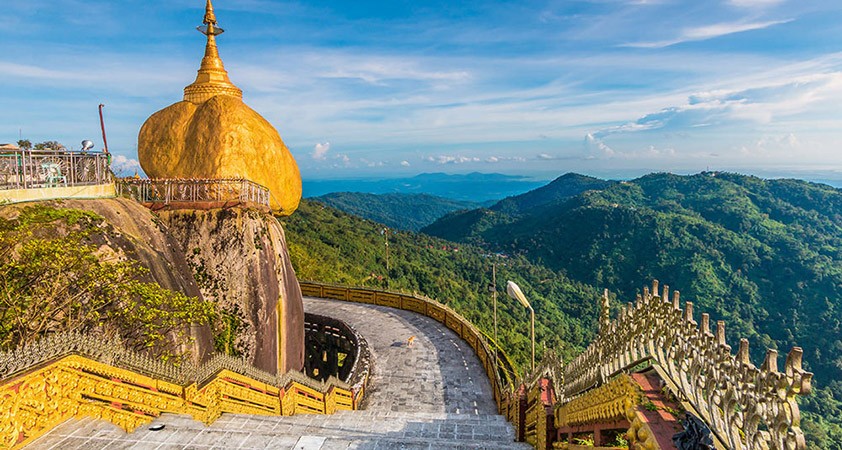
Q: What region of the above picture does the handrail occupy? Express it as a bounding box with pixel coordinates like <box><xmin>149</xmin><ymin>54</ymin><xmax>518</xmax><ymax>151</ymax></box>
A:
<box><xmin>116</xmin><ymin>177</ymin><xmax>273</xmax><ymax>210</ymax></box>
<box><xmin>0</xmin><ymin>330</ymin><xmax>352</xmax><ymax>393</ymax></box>
<box><xmin>0</xmin><ymin>329</ymin><xmax>369</xmax><ymax>449</ymax></box>
<box><xmin>0</xmin><ymin>148</ymin><xmax>111</xmax><ymax>190</ymax></box>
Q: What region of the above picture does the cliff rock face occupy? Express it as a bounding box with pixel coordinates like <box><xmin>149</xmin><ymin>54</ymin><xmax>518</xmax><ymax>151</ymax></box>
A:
<box><xmin>0</xmin><ymin>198</ymin><xmax>216</xmax><ymax>363</ymax></box>
<box><xmin>158</xmin><ymin>207</ymin><xmax>304</xmax><ymax>374</ymax></box>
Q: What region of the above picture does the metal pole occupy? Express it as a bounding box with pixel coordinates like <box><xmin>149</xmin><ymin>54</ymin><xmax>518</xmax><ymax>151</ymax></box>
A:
<box><xmin>15</xmin><ymin>151</ymin><xmax>20</xmax><ymax>189</ymax></box>
<box><xmin>99</xmin><ymin>104</ymin><xmax>109</xmax><ymax>154</ymax></box>
<box><xmin>530</xmin><ymin>306</ymin><xmax>535</xmax><ymax>371</ymax></box>
<box><xmin>492</xmin><ymin>263</ymin><xmax>498</xmax><ymax>376</ymax></box>
<box><xmin>385</xmin><ymin>227</ymin><xmax>390</xmax><ymax>289</ymax></box>
<box><xmin>23</xmin><ymin>150</ymin><xmax>28</xmax><ymax>189</ymax></box>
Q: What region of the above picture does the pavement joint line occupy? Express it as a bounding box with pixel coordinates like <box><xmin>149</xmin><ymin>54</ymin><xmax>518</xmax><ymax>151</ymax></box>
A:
<box><xmin>43</xmin><ymin>419</ymin><xmax>88</xmax><ymax>450</ymax></box>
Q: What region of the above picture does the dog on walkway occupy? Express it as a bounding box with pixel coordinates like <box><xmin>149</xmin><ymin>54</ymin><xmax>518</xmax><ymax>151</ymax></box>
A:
<box><xmin>407</xmin><ymin>336</ymin><xmax>416</xmax><ymax>348</ymax></box>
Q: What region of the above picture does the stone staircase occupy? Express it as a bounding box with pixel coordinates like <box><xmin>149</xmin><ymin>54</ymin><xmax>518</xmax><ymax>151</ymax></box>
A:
<box><xmin>29</xmin><ymin>410</ymin><xmax>529</xmax><ymax>449</ymax></box>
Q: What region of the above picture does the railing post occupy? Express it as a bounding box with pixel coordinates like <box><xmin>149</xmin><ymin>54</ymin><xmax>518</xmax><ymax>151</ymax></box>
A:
<box><xmin>15</xmin><ymin>150</ymin><xmax>20</xmax><ymax>189</ymax></box>
<box><xmin>22</xmin><ymin>150</ymin><xmax>27</xmax><ymax>189</ymax></box>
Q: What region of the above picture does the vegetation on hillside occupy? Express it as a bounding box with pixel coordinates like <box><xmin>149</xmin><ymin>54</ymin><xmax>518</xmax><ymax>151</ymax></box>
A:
<box><xmin>491</xmin><ymin>173</ymin><xmax>615</xmax><ymax>217</ymax></box>
<box><xmin>0</xmin><ymin>205</ymin><xmax>215</xmax><ymax>363</ymax></box>
<box><xmin>423</xmin><ymin>171</ymin><xmax>842</xmax><ymax>448</ymax></box>
<box><xmin>279</xmin><ymin>199</ymin><xmax>602</xmax><ymax>374</ymax></box>
<box><xmin>314</xmin><ymin>192</ymin><xmax>479</xmax><ymax>231</ymax></box>
<box><xmin>421</xmin><ymin>172</ymin><xmax>613</xmax><ymax>241</ymax></box>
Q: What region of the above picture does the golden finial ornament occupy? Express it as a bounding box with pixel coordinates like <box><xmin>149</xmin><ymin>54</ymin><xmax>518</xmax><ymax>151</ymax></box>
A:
<box><xmin>183</xmin><ymin>0</ymin><xmax>243</xmax><ymax>103</ymax></box>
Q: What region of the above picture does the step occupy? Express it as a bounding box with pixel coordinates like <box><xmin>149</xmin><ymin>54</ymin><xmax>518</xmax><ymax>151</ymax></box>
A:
<box><xmin>26</xmin><ymin>412</ymin><xmax>528</xmax><ymax>449</ymax></box>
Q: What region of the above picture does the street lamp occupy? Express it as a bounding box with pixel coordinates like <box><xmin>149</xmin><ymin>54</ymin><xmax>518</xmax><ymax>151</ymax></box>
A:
<box><xmin>488</xmin><ymin>264</ymin><xmax>498</xmax><ymax>379</ymax></box>
<box><xmin>506</xmin><ymin>280</ymin><xmax>535</xmax><ymax>371</ymax></box>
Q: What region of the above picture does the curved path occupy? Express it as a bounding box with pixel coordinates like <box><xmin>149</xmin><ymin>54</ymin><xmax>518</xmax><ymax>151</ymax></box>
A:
<box><xmin>27</xmin><ymin>297</ymin><xmax>526</xmax><ymax>449</ymax></box>
<box><xmin>305</xmin><ymin>296</ymin><xmax>497</xmax><ymax>415</ymax></box>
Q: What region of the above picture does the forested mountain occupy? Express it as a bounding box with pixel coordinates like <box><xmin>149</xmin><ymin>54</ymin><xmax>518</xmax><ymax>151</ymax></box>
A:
<box><xmin>422</xmin><ymin>171</ymin><xmax>842</xmax><ymax>447</ymax></box>
<box><xmin>490</xmin><ymin>172</ymin><xmax>616</xmax><ymax>216</ymax></box>
<box><xmin>422</xmin><ymin>172</ymin><xmax>613</xmax><ymax>240</ymax></box>
<box><xmin>313</xmin><ymin>192</ymin><xmax>481</xmax><ymax>231</ymax></box>
<box><xmin>280</xmin><ymin>199</ymin><xmax>603</xmax><ymax>371</ymax></box>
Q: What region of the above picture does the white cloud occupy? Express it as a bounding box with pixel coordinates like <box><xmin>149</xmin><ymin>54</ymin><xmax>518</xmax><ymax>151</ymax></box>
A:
<box><xmin>400</xmin><ymin>160</ymin><xmax>410</xmax><ymax>167</ymax></box>
<box><xmin>584</xmin><ymin>134</ymin><xmax>676</xmax><ymax>159</ymax></box>
<box><xmin>584</xmin><ymin>134</ymin><xmax>616</xmax><ymax>158</ymax></box>
<box><xmin>537</xmin><ymin>153</ymin><xmax>554</xmax><ymax>160</ymax></box>
<box><xmin>312</xmin><ymin>142</ymin><xmax>330</xmax><ymax>160</ymax></box>
<box><xmin>430</xmin><ymin>155</ymin><xmax>482</xmax><ymax>165</ymax></box>
<box><xmin>111</xmin><ymin>154</ymin><xmax>140</xmax><ymax>175</ymax></box>
<box><xmin>738</xmin><ymin>133</ymin><xmax>802</xmax><ymax>157</ymax></box>
<box><xmin>486</xmin><ymin>156</ymin><xmax>499</xmax><ymax>163</ymax></box>
<box><xmin>590</xmin><ymin>72</ymin><xmax>842</xmax><ymax>139</ymax></box>
<box><xmin>623</xmin><ymin>19</ymin><xmax>792</xmax><ymax>48</ymax></box>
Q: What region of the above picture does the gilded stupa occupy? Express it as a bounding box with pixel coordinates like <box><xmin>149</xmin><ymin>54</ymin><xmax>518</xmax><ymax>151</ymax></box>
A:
<box><xmin>138</xmin><ymin>0</ymin><xmax>301</xmax><ymax>214</ymax></box>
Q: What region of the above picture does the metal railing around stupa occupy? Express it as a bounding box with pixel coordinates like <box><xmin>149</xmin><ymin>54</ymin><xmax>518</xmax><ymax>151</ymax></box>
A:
<box><xmin>0</xmin><ymin>148</ymin><xmax>111</xmax><ymax>190</ymax></box>
<box><xmin>117</xmin><ymin>177</ymin><xmax>273</xmax><ymax>210</ymax></box>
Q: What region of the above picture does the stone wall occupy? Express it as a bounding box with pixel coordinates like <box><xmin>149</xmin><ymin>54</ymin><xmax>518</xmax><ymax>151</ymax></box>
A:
<box><xmin>159</xmin><ymin>207</ymin><xmax>304</xmax><ymax>374</ymax></box>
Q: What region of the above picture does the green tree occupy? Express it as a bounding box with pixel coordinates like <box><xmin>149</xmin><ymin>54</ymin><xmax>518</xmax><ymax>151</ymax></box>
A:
<box><xmin>33</xmin><ymin>141</ymin><xmax>65</xmax><ymax>150</ymax></box>
<box><xmin>0</xmin><ymin>205</ymin><xmax>215</xmax><ymax>363</ymax></box>
<box><xmin>16</xmin><ymin>139</ymin><xmax>31</xmax><ymax>150</ymax></box>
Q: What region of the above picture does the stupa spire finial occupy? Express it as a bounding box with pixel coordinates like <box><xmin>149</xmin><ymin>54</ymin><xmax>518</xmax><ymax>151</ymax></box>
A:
<box><xmin>203</xmin><ymin>0</ymin><xmax>217</xmax><ymax>27</ymax></box>
<box><xmin>183</xmin><ymin>0</ymin><xmax>243</xmax><ymax>103</ymax></box>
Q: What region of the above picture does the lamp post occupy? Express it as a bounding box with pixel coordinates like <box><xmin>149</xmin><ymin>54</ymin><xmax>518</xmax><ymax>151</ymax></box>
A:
<box><xmin>506</xmin><ymin>280</ymin><xmax>534</xmax><ymax>371</ymax></box>
<box><xmin>488</xmin><ymin>264</ymin><xmax>498</xmax><ymax>378</ymax></box>
<box><xmin>381</xmin><ymin>227</ymin><xmax>390</xmax><ymax>289</ymax></box>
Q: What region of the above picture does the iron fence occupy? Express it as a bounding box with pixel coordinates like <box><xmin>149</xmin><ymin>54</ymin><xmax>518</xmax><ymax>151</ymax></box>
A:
<box><xmin>0</xmin><ymin>149</ymin><xmax>111</xmax><ymax>190</ymax></box>
<box><xmin>117</xmin><ymin>177</ymin><xmax>273</xmax><ymax>209</ymax></box>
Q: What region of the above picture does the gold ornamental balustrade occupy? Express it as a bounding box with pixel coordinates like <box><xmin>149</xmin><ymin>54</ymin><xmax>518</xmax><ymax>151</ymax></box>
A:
<box><xmin>0</xmin><ymin>330</ymin><xmax>367</xmax><ymax>449</ymax></box>
<box><xmin>520</xmin><ymin>280</ymin><xmax>813</xmax><ymax>450</ymax></box>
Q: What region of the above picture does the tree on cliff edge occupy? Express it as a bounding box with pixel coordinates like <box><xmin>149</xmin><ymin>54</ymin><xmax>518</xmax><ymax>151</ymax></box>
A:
<box><xmin>0</xmin><ymin>205</ymin><xmax>216</xmax><ymax>363</ymax></box>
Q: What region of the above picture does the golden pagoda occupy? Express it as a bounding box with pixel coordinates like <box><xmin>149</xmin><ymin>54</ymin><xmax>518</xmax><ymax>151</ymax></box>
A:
<box><xmin>137</xmin><ymin>0</ymin><xmax>301</xmax><ymax>214</ymax></box>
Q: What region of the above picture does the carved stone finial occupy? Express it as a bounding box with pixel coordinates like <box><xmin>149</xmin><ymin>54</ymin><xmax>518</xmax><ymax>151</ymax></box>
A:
<box><xmin>684</xmin><ymin>301</ymin><xmax>694</xmax><ymax>322</ymax></box>
<box><xmin>716</xmin><ymin>321</ymin><xmax>726</xmax><ymax>346</ymax></box>
<box><xmin>762</xmin><ymin>349</ymin><xmax>778</xmax><ymax>372</ymax></box>
<box><xmin>599</xmin><ymin>289</ymin><xmax>611</xmax><ymax>333</ymax></box>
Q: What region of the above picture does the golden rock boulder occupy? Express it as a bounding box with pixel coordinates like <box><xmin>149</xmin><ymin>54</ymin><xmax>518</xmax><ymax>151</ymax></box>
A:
<box><xmin>137</xmin><ymin>0</ymin><xmax>301</xmax><ymax>214</ymax></box>
<box><xmin>138</xmin><ymin>96</ymin><xmax>301</xmax><ymax>214</ymax></box>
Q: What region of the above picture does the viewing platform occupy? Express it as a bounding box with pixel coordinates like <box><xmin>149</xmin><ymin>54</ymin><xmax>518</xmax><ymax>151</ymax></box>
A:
<box><xmin>0</xmin><ymin>147</ymin><xmax>114</xmax><ymax>204</ymax></box>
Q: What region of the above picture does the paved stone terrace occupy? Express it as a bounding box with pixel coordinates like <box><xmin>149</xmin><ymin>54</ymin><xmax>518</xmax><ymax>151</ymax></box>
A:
<box><xmin>305</xmin><ymin>296</ymin><xmax>497</xmax><ymax>415</ymax></box>
<box><xmin>26</xmin><ymin>297</ymin><xmax>527</xmax><ymax>449</ymax></box>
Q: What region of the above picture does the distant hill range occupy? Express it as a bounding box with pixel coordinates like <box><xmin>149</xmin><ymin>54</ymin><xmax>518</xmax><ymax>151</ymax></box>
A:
<box><xmin>422</xmin><ymin>173</ymin><xmax>613</xmax><ymax>241</ymax></box>
<box><xmin>312</xmin><ymin>192</ymin><xmax>488</xmax><ymax>232</ymax></box>
<box><xmin>303</xmin><ymin>172</ymin><xmax>545</xmax><ymax>202</ymax></box>
<box><xmin>290</xmin><ymin>172</ymin><xmax>842</xmax><ymax>446</ymax></box>
<box><xmin>423</xmin><ymin>172</ymin><xmax>842</xmax><ymax>406</ymax></box>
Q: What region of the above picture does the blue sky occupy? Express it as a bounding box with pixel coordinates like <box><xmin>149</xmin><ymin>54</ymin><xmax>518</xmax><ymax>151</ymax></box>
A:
<box><xmin>2</xmin><ymin>0</ymin><xmax>842</xmax><ymax>181</ymax></box>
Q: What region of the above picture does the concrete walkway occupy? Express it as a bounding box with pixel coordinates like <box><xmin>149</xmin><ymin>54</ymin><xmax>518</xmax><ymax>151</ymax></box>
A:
<box><xmin>26</xmin><ymin>297</ymin><xmax>527</xmax><ymax>449</ymax></box>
